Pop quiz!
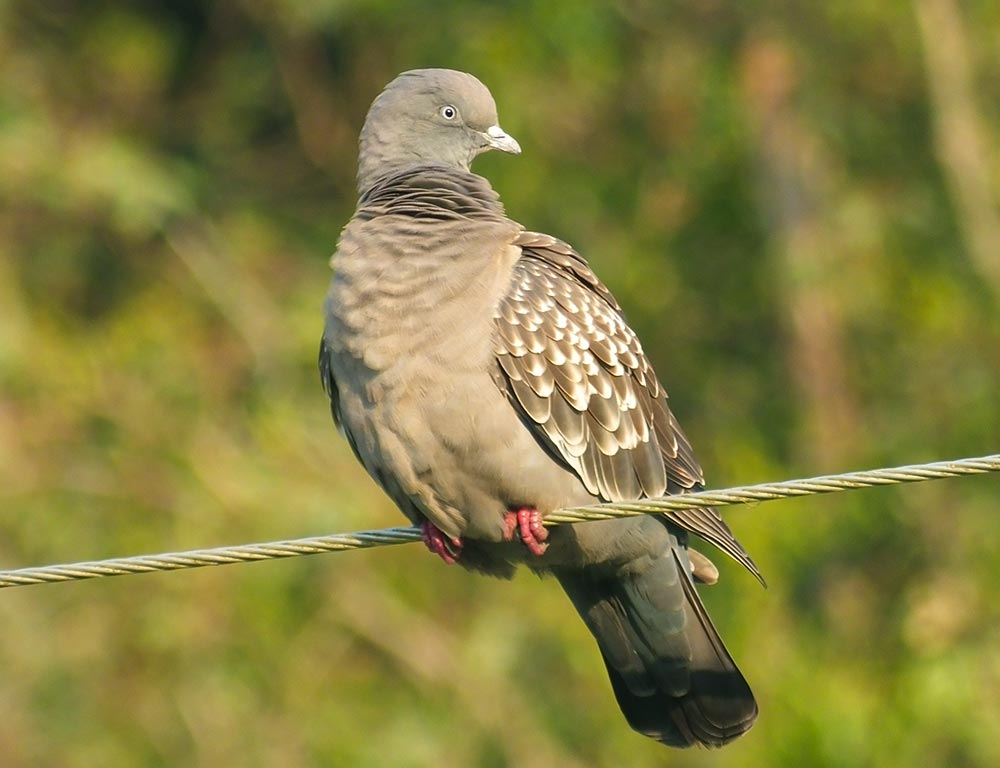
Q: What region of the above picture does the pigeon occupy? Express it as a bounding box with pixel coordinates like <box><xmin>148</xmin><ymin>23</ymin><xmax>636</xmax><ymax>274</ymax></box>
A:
<box><xmin>319</xmin><ymin>68</ymin><xmax>763</xmax><ymax>748</ymax></box>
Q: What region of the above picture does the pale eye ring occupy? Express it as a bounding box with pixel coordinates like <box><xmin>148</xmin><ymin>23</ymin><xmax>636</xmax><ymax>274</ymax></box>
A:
<box><xmin>440</xmin><ymin>104</ymin><xmax>458</xmax><ymax>121</ymax></box>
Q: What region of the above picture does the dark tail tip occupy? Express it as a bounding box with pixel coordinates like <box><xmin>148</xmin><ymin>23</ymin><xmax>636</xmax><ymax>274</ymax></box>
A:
<box><xmin>605</xmin><ymin>660</ymin><xmax>758</xmax><ymax>748</ymax></box>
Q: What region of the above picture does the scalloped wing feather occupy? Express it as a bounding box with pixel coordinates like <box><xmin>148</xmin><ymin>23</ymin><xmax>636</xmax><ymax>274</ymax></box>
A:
<box><xmin>494</xmin><ymin>231</ymin><xmax>763</xmax><ymax>583</ymax></box>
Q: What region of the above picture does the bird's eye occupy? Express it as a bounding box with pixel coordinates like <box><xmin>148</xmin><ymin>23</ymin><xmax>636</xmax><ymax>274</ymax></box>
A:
<box><xmin>440</xmin><ymin>105</ymin><xmax>458</xmax><ymax>121</ymax></box>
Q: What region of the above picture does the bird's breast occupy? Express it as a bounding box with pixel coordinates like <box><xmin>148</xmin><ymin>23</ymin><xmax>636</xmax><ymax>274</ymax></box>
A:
<box><xmin>323</xmin><ymin>214</ymin><xmax>538</xmax><ymax>535</ymax></box>
<box><xmin>328</xmin><ymin>215</ymin><xmax>518</xmax><ymax>376</ymax></box>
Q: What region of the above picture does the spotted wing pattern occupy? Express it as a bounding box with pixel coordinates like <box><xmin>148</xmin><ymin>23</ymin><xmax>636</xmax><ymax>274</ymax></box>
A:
<box><xmin>494</xmin><ymin>231</ymin><xmax>762</xmax><ymax>582</ymax></box>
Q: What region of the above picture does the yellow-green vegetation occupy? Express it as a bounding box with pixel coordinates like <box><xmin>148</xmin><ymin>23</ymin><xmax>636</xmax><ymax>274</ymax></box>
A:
<box><xmin>1</xmin><ymin>2</ymin><xmax>998</xmax><ymax>766</ymax></box>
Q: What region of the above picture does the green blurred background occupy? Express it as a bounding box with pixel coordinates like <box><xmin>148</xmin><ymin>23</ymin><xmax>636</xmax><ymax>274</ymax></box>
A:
<box><xmin>1</xmin><ymin>1</ymin><xmax>998</xmax><ymax>766</ymax></box>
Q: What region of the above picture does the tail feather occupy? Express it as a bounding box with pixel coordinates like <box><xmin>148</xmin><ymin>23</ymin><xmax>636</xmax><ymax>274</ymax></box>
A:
<box><xmin>556</xmin><ymin>547</ymin><xmax>756</xmax><ymax>748</ymax></box>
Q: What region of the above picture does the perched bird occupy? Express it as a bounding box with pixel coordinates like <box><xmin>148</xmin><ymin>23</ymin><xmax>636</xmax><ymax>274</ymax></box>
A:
<box><xmin>320</xmin><ymin>68</ymin><xmax>763</xmax><ymax>748</ymax></box>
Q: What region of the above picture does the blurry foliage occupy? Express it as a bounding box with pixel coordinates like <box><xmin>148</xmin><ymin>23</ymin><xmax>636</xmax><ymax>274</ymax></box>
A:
<box><xmin>1</xmin><ymin>1</ymin><xmax>999</xmax><ymax>766</ymax></box>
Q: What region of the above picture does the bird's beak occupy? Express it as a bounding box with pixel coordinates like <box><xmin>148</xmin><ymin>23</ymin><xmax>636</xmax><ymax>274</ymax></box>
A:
<box><xmin>484</xmin><ymin>124</ymin><xmax>521</xmax><ymax>155</ymax></box>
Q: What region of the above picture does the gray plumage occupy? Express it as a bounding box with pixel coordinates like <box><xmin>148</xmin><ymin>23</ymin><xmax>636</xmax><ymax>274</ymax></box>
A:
<box><xmin>320</xmin><ymin>68</ymin><xmax>761</xmax><ymax>748</ymax></box>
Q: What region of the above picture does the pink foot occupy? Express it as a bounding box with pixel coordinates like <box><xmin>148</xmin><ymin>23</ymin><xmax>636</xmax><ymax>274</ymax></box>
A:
<box><xmin>421</xmin><ymin>520</ymin><xmax>463</xmax><ymax>565</ymax></box>
<box><xmin>503</xmin><ymin>508</ymin><xmax>549</xmax><ymax>556</ymax></box>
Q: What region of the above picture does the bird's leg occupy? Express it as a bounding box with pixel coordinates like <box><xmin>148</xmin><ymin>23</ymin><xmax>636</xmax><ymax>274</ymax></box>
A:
<box><xmin>420</xmin><ymin>519</ymin><xmax>463</xmax><ymax>565</ymax></box>
<box><xmin>503</xmin><ymin>507</ymin><xmax>549</xmax><ymax>556</ymax></box>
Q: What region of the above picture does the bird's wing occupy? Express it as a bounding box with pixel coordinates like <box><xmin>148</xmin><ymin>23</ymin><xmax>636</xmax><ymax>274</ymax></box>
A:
<box><xmin>493</xmin><ymin>231</ymin><xmax>763</xmax><ymax>583</ymax></box>
<box><xmin>319</xmin><ymin>336</ymin><xmax>363</xmax><ymax>464</ymax></box>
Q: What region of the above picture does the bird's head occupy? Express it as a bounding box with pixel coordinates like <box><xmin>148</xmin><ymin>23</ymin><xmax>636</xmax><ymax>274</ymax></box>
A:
<box><xmin>357</xmin><ymin>68</ymin><xmax>520</xmax><ymax>194</ymax></box>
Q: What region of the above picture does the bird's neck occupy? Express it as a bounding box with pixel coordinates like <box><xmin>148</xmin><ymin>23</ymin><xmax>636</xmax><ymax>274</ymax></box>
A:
<box><xmin>355</xmin><ymin>164</ymin><xmax>507</xmax><ymax>222</ymax></box>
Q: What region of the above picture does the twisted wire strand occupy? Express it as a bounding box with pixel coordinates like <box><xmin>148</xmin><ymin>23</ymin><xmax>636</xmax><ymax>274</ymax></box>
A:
<box><xmin>2</xmin><ymin>453</ymin><xmax>997</xmax><ymax>589</ymax></box>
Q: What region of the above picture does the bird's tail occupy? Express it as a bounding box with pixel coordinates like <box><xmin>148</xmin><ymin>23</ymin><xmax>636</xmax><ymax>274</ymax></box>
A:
<box><xmin>555</xmin><ymin>547</ymin><xmax>757</xmax><ymax>747</ymax></box>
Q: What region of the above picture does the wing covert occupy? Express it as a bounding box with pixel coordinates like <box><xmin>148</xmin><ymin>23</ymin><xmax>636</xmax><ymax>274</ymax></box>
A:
<box><xmin>494</xmin><ymin>232</ymin><xmax>763</xmax><ymax>583</ymax></box>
